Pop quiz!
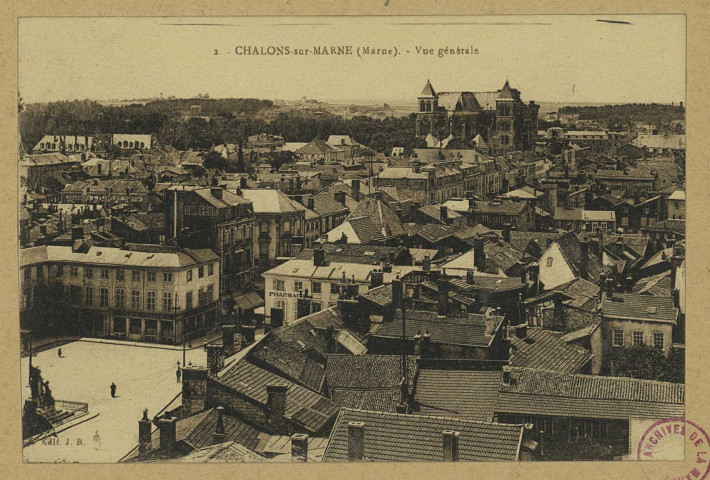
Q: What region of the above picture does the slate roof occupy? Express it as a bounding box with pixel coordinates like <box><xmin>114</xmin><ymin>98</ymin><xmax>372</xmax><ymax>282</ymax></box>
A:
<box><xmin>601</xmin><ymin>293</ymin><xmax>678</xmax><ymax>323</ymax></box>
<box><xmin>372</xmin><ymin>311</ymin><xmax>503</xmax><ymax>348</ymax></box>
<box><xmin>413</xmin><ymin>369</ymin><xmax>501</xmax><ymax>422</ymax></box>
<box><xmin>215</xmin><ymin>359</ymin><xmax>340</xmax><ymax>433</ymax></box>
<box><xmin>509</xmin><ymin>231</ymin><xmax>562</xmax><ymax>256</ymax></box>
<box><xmin>632</xmin><ymin>270</ymin><xmax>672</xmax><ymax>296</ymax></box>
<box><xmin>322</xmin><ymin>409</ymin><xmax>524</xmax><ymax>462</ymax></box>
<box><xmin>509</xmin><ymin>328</ymin><xmax>592</xmax><ymax>374</ymax></box>
<box><xmin>495</xmin><ymin>367</ymin><xmax>684</xmax><ymax>420</ymax></box>
<box><xmin>176</xmin><ymin>441</ymin><xmax>265</xmax><ymax>463</ymax></box>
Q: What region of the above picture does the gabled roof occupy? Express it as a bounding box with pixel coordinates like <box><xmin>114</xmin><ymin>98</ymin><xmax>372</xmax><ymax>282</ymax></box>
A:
<box><xmin>214</xmin><ymin>359</ymin><xmax>340</xmax><ymax>434</ymax></box>
<box><xmin>346</xmin><ymin>216</ymin><xmax>387</xmax><ymax>244</ymax></box>
<box><xmin>601</xmin><ymin>293</ymin><xmax>678</xmax><ymax>323</ymax></box>
<box><xmin>295</xmin><ymin>139</ymin><xmax>344</xmax><ymax>155</ymax></box>
<box><xmin>241</xmin><ymin>189</ymin><xmax>305</xmax><ymax>214</ymax></box>
<box><xmin>495</xmin><ymin>367</ymin><xmax>684</xmax><ymax>420</ymax></box>
<box><xmin>372</xmin><ymin>310</ymin><xmax>503</xmax><ymax>348</ymax></box>
<box><xmin>509</xmin><ymin>328</ymin><xmax>593</xmax><ymax>373</ymax></box>
<box><xmin>413</xmin><ymin>369</ymin><xmax>501</xmax><ymax>422</ymax></box>
<box><xmin>322</xmin><ymin>408</ymin><xmax>524</xmax><ymax>462</ymax></box>
<box><xmin>348</xmin><ymin>196</ymin><xmax>406</xmax><ymax>239</ymax></box>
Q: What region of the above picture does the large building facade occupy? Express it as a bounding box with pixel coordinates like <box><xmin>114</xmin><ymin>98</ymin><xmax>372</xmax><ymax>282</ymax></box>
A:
<box><xmin>415</xmin><ymin>80</ymin><xmax>539</xmax><ymax>153</ymax></box>
<box><xmin>20</xmin><ymin>244</ymin><xmax>220</xmax><ymax>345</ymax></box>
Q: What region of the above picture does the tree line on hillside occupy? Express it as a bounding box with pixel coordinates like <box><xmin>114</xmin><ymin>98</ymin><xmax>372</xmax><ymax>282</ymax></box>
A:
<box><xmin>558</xmin><ymin>103</ymin><xmax>685</xmax><ymax>129</ymax></box>
<box><xmin>19</xmin><ymin>98</ymin><xmax>419</xmax><ymax>154</ymax></box>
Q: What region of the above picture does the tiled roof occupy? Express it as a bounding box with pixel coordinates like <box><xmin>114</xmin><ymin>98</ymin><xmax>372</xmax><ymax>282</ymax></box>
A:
<box><xmin>597</xmin><ymin>169</ymin><xmax>655</xmax><ymax>180</ymax></box>
<box><xmin>348</xmin><ymin>196</ymin><xmax>406</xmax><ymax>238</ymax></box>
<box><xmin>176</xmin><ymin>441</ymin><xmax>265</xmax><ymax>462</ymax></box>
<box><xmin>560</xmin><ymin>323</ymin><xmax>600</xmax><ymax>342</ymax></box>
<box><xmin>215</xmin><ymin>359</ymin><xmax>340</xmax><ymax>433</ymax></box>
<box><xmin>557</xmin><ymin>278</ymin><xmax>600</xmax><ymax>310</ymax></box>
<box><xmin>347</xmin><ymin>216</ymin><xmax>386</xmax><ymax>244</ymax></box>
<box><xmin>240</xmin><ymin>189</ymin><xmax>305</xmax><ymax>214</ymax></box>
<box><xmin>409</xmin><ymin>248</ymin><xmax>439</xmax><ymax>263</ymax></box>
<box><xmin>484</xmin><ymin>239</ymin><xmax>526</xmax><ymax>273</ymax></box>
<box><xmin>262</xmin><ymin>435</ymin><xmax>329</xmax><ymax>462</ymax></box>
<box><xmin>632</xmin><ymin>271</ymin><xmax>672</xmax><ymax>296</ymax></box>
<box><xmin>411</xmin><ymin>223</ymin><xmax>456</xmax><ymax>244</ymax></box>
<box><xmin>326</xmin><ymin>354</ymin><xmax>417</xmax><ymax>390</ymax></box>
<box><xmin>509</xmin><ymin>328</ymin><xmax>592</xmax><ymax>373</ymax></box>
<box><xmin>372</xmin><ymin>311</ymin><xmax>502</xmax><ymax>348</ymax></box>
<box><xmin>601</xmin><ymin>293</ymin><xmax>678</xmax><ymax>323</ymax></box>
<box><xmin>295</xmin><ymin>139</ymin><xmax>343</xmax><ymax>155</ymax></box>
<box><xmin>181</xmin><ymin>408</ymin><xmax>264</xmax><ymax>451</ymax></box>
<box><xmin>641</xmin><ymin>219</ymin><xmax>685</xmax><ymax>235</ymax></box>
<box><xmin>413</xmin><ymin>369</ymin><xmax>500</xmax><ymax>422</ymax></box>
<box><xmin>509</xmin><ymin>231</ymin><xmax>562</xmax><ymax>255</ymax></box>
<box><xmin>359</xmin><ymin>283</ymin><xmax>392</xmax><ymax>307</ymax></box>
<box><xmin>495</xmin><ymin>367</ymin><xmax>684</xmax><ymax>420</ymax></box>
<box><xmin>418</xmin><ymin>204</ymin><xmax>463</xmax><ymax>222</ymax></box>
<box><xmin>471</xmin><ymin>200</ymin><xmax>526</xmax><ymax>215</ymax></box>
<box><xmin>322</xmin><ymin>409</ymin><xmax>523</xmax><ymax>462</ymax></box>
<box><xmin>330</xmin><ymin>389</ymin><xmax>401</xmax><ymax>413</ymax></box>
<box><xmin>295</xmin><ymin>244</ymin><xmax>406</xmax><ymax>266</ymax></box>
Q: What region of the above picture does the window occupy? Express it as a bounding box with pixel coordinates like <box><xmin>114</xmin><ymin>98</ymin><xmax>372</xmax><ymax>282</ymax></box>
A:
<box><xmin>294</xmin><ymin>281</ymin><xmax>303</xmax><ymax>292</ymax></box>
<box><xmin>147</xmin><ymin>271</ymin><xmax>157</xmax><ymax>282</ymax></box>
<box><xmin>56</xmin><ymin>265</ymin><xmax>64</xmax><ymax>277</ymax></box>
<box><xmin>115</xmin><ymin>288</ymin><xmax>126</xmax><ymax>309</ymax></box>
<box><xmin>274</xmin><ymin>279</ymin><xmax>285</xmax><ymax>291</ymax></box>
<box><xmin>100</xmin><ymin>268</ymin><xmax>110</xmax><ymax>280</ymax></box>
<box><xmin>70</xmin><ymin>265</ymin><xmax>79</xmax><ymax>277</ymax></box>
<box><xmin>198</xmin><ymin>266</ymin><xmax>204</xmax><ymax>278</ymax></box>
<box><xmin>633</xmin><ymin>331</ymin><xmax>644</xmax><ymax>347</ymax></box>
<box><xmin>23</xmin><ymin>268</ymin><xmax>31</xmax><ymax>281</ymax></box>
<box><xmin>206</xmin><ymin>284</ymin><xmax>214</xmax><ymax>301</ymax></box>
<box><xmin>131</xmin><ymin>289</ymin><xmax>141</xmax><ymax>310</ymax></box>
<box><xmin>187</xmin><ymin>270</ymin><xmax>193</xmax><ymax>282</ymax></box>
<box><xmin>185</xmin><ymin>291</ymin><xmax>193</xmax><ymax>309</ymax></box>
<box><xmin>276</xmin><ymin>300</ymin><xmax>286</xmax><ymax>310</ymax></box>
<box><xmin>146</xmin><ymin>291</ymin><xmax>156</xmax><ymax>311</ymax></box>
<box><xmin>546</xmin><ymin>257</ymin><xmax>553</xmax><ymax>267</ymax></box>
<box><xmin>85</xmin><ymin>267</ymin><xmax>93</xmax><ymax>279</ymax></box>
<box><xmin>163</xmin><ymin>292</ymin><xmax>173</xmax><ymax>311</ymax></box>
<box><xmin>132</xmin><ymin>270</ymin><xmax>140</xmax><ymax>282</ymax></box>
<box><xmin>208</xmin><ymin>263</ymin><xmax>214</xmax><ymax>276</ymax></box>
<box><xmin>116</xmin><ymin>269</ymin><xmax>124</xmax><ymax>281</ymax></box>
<box><xmin>163</xmin><ymin>272</ymin><xmax>173</xmax><ymax>283</ymax></box>
<box><xmin>100</xmin><ymin>288</ymin><xmax>109</xmax><ymax>307</ymax></box>
<box><xmin>653</xmin><ymin>332</ymin><xmax>664</xmax><ymax>349</ymax></box>
<box><xmin>85</xmin><ymin>287</ymin><xmax>94</xmax><ymax>306</ymax></box>
<box><xmin>613</xmin><ymin>329</ymin><xmax>624</xmax><ymax>347</ymax></box>
<box><xmin>312</xmin><ymin>302</ymin><xmax>322</xmax><ymax>313</ymax></box>
<box><xmin>198</xmin><ymin>287</ymin><xmax>206</xmax><ymax>306</ymax></box>
<box><xmin>312</xmin><ymin>282</ymin><xmax>321</xmax><ymax>294</ymax></box>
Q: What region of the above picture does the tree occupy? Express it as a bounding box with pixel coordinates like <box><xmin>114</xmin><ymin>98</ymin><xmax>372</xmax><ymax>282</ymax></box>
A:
<box><xmin>202</xmin><ymin>150</ymin><xmax>227</xmax><ymax>171</ymax></box>
<box><xmin>618</xmin><ymin>345</ymin><xmax>684</xmax><ymax>383</ymax></box>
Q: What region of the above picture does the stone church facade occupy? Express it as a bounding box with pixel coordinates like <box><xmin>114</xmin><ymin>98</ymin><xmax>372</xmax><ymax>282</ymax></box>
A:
<box><xmin>415</xmin><ymin>79</ymin><xmax>540</xmax><ymax>153</ymax></box>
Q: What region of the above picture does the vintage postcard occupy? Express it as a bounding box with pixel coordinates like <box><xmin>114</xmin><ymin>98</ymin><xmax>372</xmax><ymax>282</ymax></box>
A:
<box><xmin>3</xmin><ymin>7</ymin><xmax>708</xmax><ymax>479</ymax></box>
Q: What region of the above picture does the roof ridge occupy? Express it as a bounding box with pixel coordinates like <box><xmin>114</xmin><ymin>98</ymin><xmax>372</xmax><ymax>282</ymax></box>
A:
<box><xmin>341</xmin><ymin>408</ymin><xmax>524</xmax><ymax>427</ymax></box>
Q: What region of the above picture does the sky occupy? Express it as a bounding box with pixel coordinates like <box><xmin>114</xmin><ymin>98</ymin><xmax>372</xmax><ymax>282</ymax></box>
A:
<box><xmin>18</xmin><ymin>15</ymin><xmax>685</xmax><ymax>105</ymax></box>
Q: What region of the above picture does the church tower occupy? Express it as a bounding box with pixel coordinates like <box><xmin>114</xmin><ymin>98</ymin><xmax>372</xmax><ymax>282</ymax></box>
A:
<box><xmin>494</xmin><ymin>80</ymin><xmax>516</xmax><ymax>153</ymax></box>
<box><xmin>416</xmin><ymin>80</ymin><xmax>440</xmax><ymax>138</ymax></box>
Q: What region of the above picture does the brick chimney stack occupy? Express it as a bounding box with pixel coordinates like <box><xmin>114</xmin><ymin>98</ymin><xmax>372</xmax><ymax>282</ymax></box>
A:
<box><xmin>347</xmin><ymin>421</ymin><xmax>365</xmax><ymax>461</ymax></box>
<box><xmin>158</xmin><ymin>416</ymin><xmax>177</xmax><ymax>453</ymax></box>
<box><xmin>266</xmin><ymin>384</ymin><xmax>288</xmax><ymax>433</ymax></box>
<box><xmin>291</xmin><ymin>433</ymin><xmax>309</xmax><ymax>462</ymax></box>
<box><xmin>442</xmin><ymin>430</ymin><xmax>460</xmax><ymax>461</ymax></box>
<box><xmin>212</xmin><ymin>406</ymin><xmax>227</xmax><ymax>445</ymax></box>
<box><xmin>138</xmin><ymin>408</ymin><xmax>152</xmax><ymax>454</ymax></box>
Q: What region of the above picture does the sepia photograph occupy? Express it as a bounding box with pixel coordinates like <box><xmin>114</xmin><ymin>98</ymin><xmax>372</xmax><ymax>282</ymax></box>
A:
<box><xmin>16</xmin><ymin>14</ymin><xmax>689</xmax><ymax>465</ymax></box>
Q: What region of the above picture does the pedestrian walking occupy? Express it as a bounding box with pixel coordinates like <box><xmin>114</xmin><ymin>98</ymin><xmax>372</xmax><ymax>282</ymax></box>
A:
<box><xmin>57</xmin><ymin>348</ymin><xmax>62</xmax><ymax>358</ymax></box>
<box><xmin>110</xmin><ymin>382</ymin><xmax>116</xmax><ymax>398</ymax></box>
<box><xmin>176</xmin><ymin>367</ymin><xmax>181</xmax><ymax>383</ymax></box>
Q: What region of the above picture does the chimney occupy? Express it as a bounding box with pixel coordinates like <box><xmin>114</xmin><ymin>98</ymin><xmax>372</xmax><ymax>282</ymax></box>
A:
<box><xmin>580</xmin><ymin>240</ymin><xmax>589</xmax><ymax>280</ymax></box>
<box><xmin>212</xmin><ymin>406</ymin><xmax>227</xmax><ymax>445</ymax></box>
<box><xmin>326</xmin><ymin>325</ymin><xmax>337</xmax><ymax>353</ymax></box>
<box><xmin>468</xmin><ymin>197</ymin><xmax>476</xmax><ymax>210</ymax></box>
<box><xmin>413</xmin><ymin>330</ymin><xmax>422</xmax><ymax>356</ymax></box>
<box><xmin>71</xmin><ymin>225</ymin><xmax>84</xmax><ymax>241</ymax></box>
<box><xmin>502</xmin><ymin>365</ymin><xmax>511</xmax><ymax>385</ymax></box>
<box><xmin>291</xmin><ymin>433</ymin><xmax>309</xmax><ymax>462</ymax></box>
<box><xmin>392</xmin><ymin>275</ymin><xmax>403</xmax><ymax>309</ymax></box>
<box><xmin>352</xmin><ymin>179</ymin><xmax>361</xmax><ymax>199</ymax></box>
<box><xmin>334</xmin><ymin>191</ymin><xmax>346</xmax><ymax>205</ymax></box>
<box><xmin>440</xmin><ymin>205</ymin><xmax>448</xmax><ymax>223</ymax></box>
<box><xmin>221</xmin><ymin>324</ymin><xmax>236</xmax><ymax>353</ymax></box>
<box><xmin>211</xmin><ymin>187</ymin><xmax>223</xmax><ymax>200</ymax></box>
<box><xmin>158</xmin><ymin>416</ymin><xmax>177</xmax><ymax>453</ymax></box>
<box><xmin>437</xmin><ymin>275</ymin><xmax>449</xmax><ymax>316</ymax></box>
<box><xmin>485</xmin><ymin>315</ymin><xmax>500</xmax><ymax>337</ymax></box>
<box><xmin>421</xmin><ymin>330</ymin><xmax>431</xmax><ymax>357</ymax></box>
<box><xmin>307</xmin><ymin>196</ymin><xmax>315</xmax><ymax>210</ymax></box>
<box><xmin>181</xmin><ymin>367</ymin><xmax>208</xmax><ymax>416</ymax></box>
<box><xmin>515</xmin><ymin>323</ymin><xmax>528</xmax><ymax>339</ymax></box>
<box><xmin>313</xmin><ymin>246</ymin><xmax>326</xmax><ymax>266</ymax></box>
<box><xmin>473</xmin><ymin>237</ymin><xmax>485</xmax><ymax>271</ymax></box>
<box><xmin>347</xmin><ymin>421</ymin><xmax>365</xmax><ymax>461</ymax></box>
<box><xmin>422</xmin><ymin>254</ymin><xmax>431</xmax><ymax>271</ymax></box>
<box><xmin>466</xmin><ymin>269</ymin><xmax>475</xmax><ymax>284</ymax></box>
<box><xmin>240</xmin><ymin>176</ymin><xmax>247</xmax><ymax>188</ymax></box>
<box><xmin>266</xmin><ymin>384</ymin><xmax>288</xmax><ymax>432</ymax></box>
<box><xmin>442</xmin><ymin>430</ymin><xmax>460</xmax><ymax>462</ymax></box>
<box><xmin>370</xmin><ymin>269</ymin><xmax>384</xmax><ymax>289</ymax></box>
<box><xmin>241</xmin><ymin>324</ymin><xmax>256</xmax><ymax>346</ymax></box>
<box><xmin>138</xmin><ymin>409</ymin><xmax>152</xmax><ymax>454</ymax></box>
<box><xmin>502</xmin><ymin>225</ymin><xmax>511</xmax><ymax>243</ymax></box>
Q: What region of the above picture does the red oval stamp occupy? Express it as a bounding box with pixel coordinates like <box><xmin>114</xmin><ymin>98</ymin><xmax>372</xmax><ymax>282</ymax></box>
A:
<box><xmin>637</xmin><ymin>418</ymin><xmax>710</xmax><ymax>480</ymax></box>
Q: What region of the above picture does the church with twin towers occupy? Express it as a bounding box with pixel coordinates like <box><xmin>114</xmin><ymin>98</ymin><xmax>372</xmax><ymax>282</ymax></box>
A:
<box><xmin>415</xmin><ymin>79</ymin><xmax>540</xmax><ymax>153</ymax></box>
